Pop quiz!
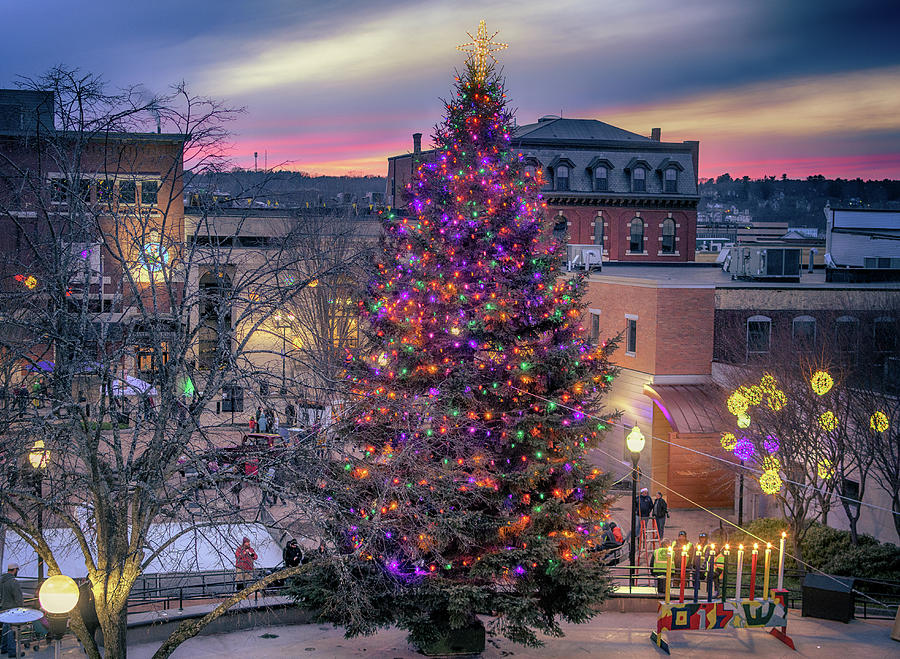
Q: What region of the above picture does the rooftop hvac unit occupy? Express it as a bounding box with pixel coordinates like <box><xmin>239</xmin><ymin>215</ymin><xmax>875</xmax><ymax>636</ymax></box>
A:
<box><xmin>566</xmin><ymin>245</ymin><xmax>602</xmax><ymax>271</ymax></box>
<box><xmin>728</xmin><ymin>246</ymin><xmax>801</xmax><ymax>281</ymax></box>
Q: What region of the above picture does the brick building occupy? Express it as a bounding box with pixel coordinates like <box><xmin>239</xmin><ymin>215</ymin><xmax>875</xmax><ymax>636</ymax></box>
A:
<box><xmin>386</xmin><ymin>117</ymin><xmax>699</xmax><ymax>263</ymax></box>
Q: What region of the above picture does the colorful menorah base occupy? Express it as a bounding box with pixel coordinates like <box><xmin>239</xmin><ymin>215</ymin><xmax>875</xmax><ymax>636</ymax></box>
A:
<box><xmin>651</xmin><ymin>590</ymin><xmax>794</xmax><ymax>654</ymax></box>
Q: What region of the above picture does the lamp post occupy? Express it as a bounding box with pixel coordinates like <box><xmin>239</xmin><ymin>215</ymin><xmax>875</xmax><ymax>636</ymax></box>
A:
<box><xmin>38</xmin><ymin>574</ymin><xmax>79</xmax><ymax>659</ymax></box>
<box><xmin>274</xmin><ymin>313</ymin><xmax>294</xmax><ymax>397</ymax></box>
<box><xmin>626</xmin><ymin>425</ymin><xmax>645</xmax><ymax>588</ymax></box>
<box><xmin>28</xmin><ymin>439</ymin><xmax>49</xmax><ymax>582</ymax></box>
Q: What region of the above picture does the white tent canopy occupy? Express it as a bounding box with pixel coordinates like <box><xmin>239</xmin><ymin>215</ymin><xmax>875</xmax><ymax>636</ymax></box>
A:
<box><xmin>112</xmin><ymin>375</ymin><xmax>157</xmax><ymax>397</ymax></box>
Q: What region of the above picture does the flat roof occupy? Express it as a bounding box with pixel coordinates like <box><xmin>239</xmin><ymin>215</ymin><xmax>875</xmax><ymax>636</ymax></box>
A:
<box><xmin>587</xmin><ymin>262</ymin><xmax>900</xmax><ymax>290</ymax></box>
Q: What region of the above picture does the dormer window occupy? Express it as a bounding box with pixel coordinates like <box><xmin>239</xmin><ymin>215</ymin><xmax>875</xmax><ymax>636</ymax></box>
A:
<box><xmin>594</xmin><ymin>166</ymin><xmax>608</xmax><ymax>191</ymax></box>
<box><xmin>556</xmin><ymin>165</ymin><xmax>569</xmax><ymax>191</ymax></box>
<box><xmin>523</xmin><ymin>164</ymin><xmax>536</xmax><ymax>178</ymax></box>
<box><xmin>632</xmin><ymin>167</ymin><xmax>646</xmax><ymax>192</ymax></box>
<box><xmin>664</xmin><ymin>168</ymin><xmax>677</xmax><ymax>193</ymax></box>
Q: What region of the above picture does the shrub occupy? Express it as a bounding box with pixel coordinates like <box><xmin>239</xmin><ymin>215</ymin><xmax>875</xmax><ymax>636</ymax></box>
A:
<box><xmin>821</xmin><ymin>543</ymin><xmax>900</xmax><ymax>583</ymax></box>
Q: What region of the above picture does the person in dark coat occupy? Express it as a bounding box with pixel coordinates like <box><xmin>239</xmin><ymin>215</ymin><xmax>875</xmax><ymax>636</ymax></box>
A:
<box><xmin>637</xmin><ymin>488</ymin><xmax>654</xmax><ymax>520</ymax></box>
<box><xmin>653</xmin><ymin>491</ymin><xmax>669</xmax><ymax>540</ymax></box>
<box><xmin>283</xmin><ymin>539</ymin><xmax>303</xmax><ymax>568</ymax></box>
<box><xmin>1</xmin><ymin>563</ymin><xmax>24</xmax><ymax>656</ymax></box>
<box><xmin>76</xmin><ymin>579</ymin><xmax>100</xmax><ymax>646</ymax></box>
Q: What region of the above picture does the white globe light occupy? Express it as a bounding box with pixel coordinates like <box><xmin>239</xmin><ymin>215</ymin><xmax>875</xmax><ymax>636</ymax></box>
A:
<box><xmin>626</xmin><ymin>426</ymin><xmax>645</xmax><ymax>454</ymax></box>
<box><xmin>39</xmin><ymin>575</ymin><xmax>79</xmax><ymax>614</ymax></box>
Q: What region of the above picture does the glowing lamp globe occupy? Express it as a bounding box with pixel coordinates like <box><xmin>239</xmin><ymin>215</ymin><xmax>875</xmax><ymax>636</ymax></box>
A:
<box><xmin>870</xmin><ymin>411</ymin><xmax>889</xmax><ymax>433</ymax></box>
<box><xmin>39</xmin><ymin>575</ymin><xmax>79</xmax><ymax>614</ymax></box>
<box><xmin>736</xmin><ymin>413</ymin><xmax>751</xmax><ymax>428</ymax></box>
<box><xmin>810</xmin><ymin>370</ymin><xmax>833</xmax><ymax>396</ymax></box>
<box><xmin>625</xmin><ymin>426</ymin><xmax>645</xmax><ymax>454</ymax></box>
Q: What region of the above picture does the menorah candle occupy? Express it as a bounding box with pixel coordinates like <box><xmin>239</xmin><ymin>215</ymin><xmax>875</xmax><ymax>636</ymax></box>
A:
<box><xmin>722</xmin><ymin>545</ymin><xmax>730</xmax><ymax>603</ymax></box>
<box><xmin>749</xmin><ymin>544</ymin><xmax>759</xmax><ymax>601</ymax></box>
<box><xmin>777</xmin><ymin>532</ymin><xmax>786</xmax><ymax>590</ymax></box>
<box><xmin>735</xmin><ymin>545</ymin><xmax>744</xmax><ymax>600</ymax></box>
<box><xmin>665</xmin><ymin>543</ymin><xmax>674</xmax><ymax>604</ymax></box>
<box><xmin>679</xmin><ymin>545</ymin><xmax>687</xmax><ymax>603</ymax></box>
<box><xmin>706</xmin><ymin>545</ymin><xmax>715</xmax><ymax>601</ymax></box>
<box><xmin>763</xmin><ymin>543</ymin><xmax>772</xmax><ymax>599</ymax></box>
<box><xmin>693</xmin><ymin>547</ymin><xmax>701</xmax><ymax>603</ymax></box>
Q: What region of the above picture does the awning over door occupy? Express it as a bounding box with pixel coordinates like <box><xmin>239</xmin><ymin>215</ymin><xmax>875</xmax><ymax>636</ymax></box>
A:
<box><xmin>643</xmin><ymin>383</ymin><xmax>726</xmax><ymax>434</ymax></box>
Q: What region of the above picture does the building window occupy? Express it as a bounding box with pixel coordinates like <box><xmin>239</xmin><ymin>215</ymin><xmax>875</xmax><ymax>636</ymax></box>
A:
<box><xmin>632</xmin><ymin>167</ymin><xmax>646</xmax><ymax>192</ymax></box>
<box><xmin>524</xmin><ymin>164</ymin><xmax>536</xmax><ymax>178</ymax></box>
<box><xmin>629</xmin><ymin>218</ymin><xmax>644</xmax><ymax>253</ymax></box>
<box><xmin>835</xmin><ymin>315</ymin><xmax>859</xmax><ymax>363</ymax></box>
<box><xmin>97</xmin><ymin>179</ymin><xmax>115</xmax><ymax>204</ymax></box>
<box><xmin>593</xmin><ymin>213</ymin><xmax>603</xmax><ymax>246</ymax></box>
<box><xmin>119</xmin><ymin>180</ymin><xmax>136</xmax><ymax>204</ymax></box>
<box><xmin>141</xmin><ymin>180</ymin><xmax>159</xmax><ymax>207</ymax></box>
<box><xmin>661</xmin><ymin>218</ymin><xmax>676</xmax><ymax>254</ymax></box>
<box><xmin>626</xmin><ymin>317</ymin><xmax>637</xmax><ymax>354</ymax></box>
<box><xmin>792</xmin><ymin>316</ymin><xmax>816</xmax><ymax>351</ymax></box>
<box><xmin>747</xmin><ymin>315</ymin><xmax>771</xmax><ymax>358</ymax></box>
<box><xmin>664</xmin><ymin>168</ymin><xmax>677</xmax><ymax>193</ymax></box>
<box><xmin>594</xmin><ymin>166</ymin><xmax>608</xmax><ymax>191</ymax></box>
<box><xmin>198</xmin><ymin>271</ymin><xmax>232</xmax><ymax>370</ymax></box>
<box><xmin>873</xmin><ymin>316</ymin><xmax>895</xmax><ymax>358</ymax></box>
<box><xmin>555</xmin><ymin>165</ymin><xmax>569</xmax><ymax>191</ymax></box>
<box><xmin>590</xmin><ymin>312</ymin><xmax>600</xmax><ymax>343</ymax></box>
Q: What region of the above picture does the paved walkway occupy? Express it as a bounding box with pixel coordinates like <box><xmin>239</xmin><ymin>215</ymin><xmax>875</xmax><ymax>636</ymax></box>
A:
<box><xmin>119</xmin><ymin>611</ymin><xmax>897</xmax><ymax>659</ymax></box>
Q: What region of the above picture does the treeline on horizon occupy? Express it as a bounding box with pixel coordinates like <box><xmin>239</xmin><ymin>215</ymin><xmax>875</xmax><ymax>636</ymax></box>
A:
<box><xmin>700</xmin><ymin>174</ymin><xmax>900</xmax><ymax>229</ymax></box>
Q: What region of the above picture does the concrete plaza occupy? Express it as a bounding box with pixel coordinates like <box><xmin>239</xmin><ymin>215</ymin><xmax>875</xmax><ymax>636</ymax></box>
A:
<box><xmin>119</xmin><ymin>611</ymin><xmax>896</xmax><ymax>659</ymax></box>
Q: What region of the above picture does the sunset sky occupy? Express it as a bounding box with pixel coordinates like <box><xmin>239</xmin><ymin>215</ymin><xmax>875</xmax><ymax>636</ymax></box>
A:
<box><xmin>3</xmin><ymin>0</ymin><xmax>899</xmax><ymax>179</ymax></box>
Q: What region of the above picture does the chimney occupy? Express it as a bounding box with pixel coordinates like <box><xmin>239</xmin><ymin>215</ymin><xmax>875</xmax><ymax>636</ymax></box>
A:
<box><xmin>413</xmin><ymin>132</ymin><xmax>422</xmax><ymax>154</ymax></box>
<box><xmin>651</xmin><ymin>127</ymin><xmax>661</xmax><ymax>141</ymax></box>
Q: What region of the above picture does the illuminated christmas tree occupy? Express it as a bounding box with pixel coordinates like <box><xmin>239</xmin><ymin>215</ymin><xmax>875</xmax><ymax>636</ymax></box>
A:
<box><xmin>297</xmin><ymin>23</ymin><xmax>618</xmax><ymax>650</ymax></box>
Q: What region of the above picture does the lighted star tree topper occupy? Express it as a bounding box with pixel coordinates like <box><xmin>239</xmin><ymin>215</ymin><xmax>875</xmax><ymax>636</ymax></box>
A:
<box><xmin>292</xmin><ymin>23</ymin><xmax>619</xmax><ymax>650</ymax></box>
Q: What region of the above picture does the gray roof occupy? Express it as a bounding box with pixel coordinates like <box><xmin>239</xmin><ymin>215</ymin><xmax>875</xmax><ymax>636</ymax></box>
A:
<box><xmin>515</xmin><ymin>117</ymin><xmax>652</xmax><ymax>143</ymax></box>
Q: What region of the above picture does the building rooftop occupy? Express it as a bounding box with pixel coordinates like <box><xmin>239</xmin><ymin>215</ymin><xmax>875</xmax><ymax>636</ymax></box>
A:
<box><xmin>514</xmin><ymin>117</ymin><xmax>653</xmax><ymax>143</ymax></box>
<box><xmin>588</xmin><ymin>262</ymin><xmax>900</xmax><ymax>289</ymax></box>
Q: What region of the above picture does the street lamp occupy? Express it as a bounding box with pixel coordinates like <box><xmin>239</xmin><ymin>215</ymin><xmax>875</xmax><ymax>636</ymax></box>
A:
<box><xmin>39</xmin><ymin>574</ymin><xmax>79</xmax><ymax>659</ymax></box>
<box><xmin>28</xmin><ymin>439</ymin><xmax>49</xmax><ymax>582</ymax></box>
<box><xmin>626</xmin><ymin>426</ymin><xmax>645</xmax><ymax>588</ymax></box>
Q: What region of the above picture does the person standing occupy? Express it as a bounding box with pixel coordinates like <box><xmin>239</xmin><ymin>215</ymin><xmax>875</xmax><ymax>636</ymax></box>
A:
<box><xmin>257</xmin><ymin>409</ymin><xmax>268</xmax><ymax>434</ymax></box>
<box><xmin>283</xmin><ymin>539</ymin><xmax>302</xmax><ymax>568</ymax></box>
<box><xmin>235</xmin><ymin>537</ymin><xmax>258</xmax><ymax>589</ymax></box>
<box><xmin>76</xmin><ymin>579</ymin><xmax>100</xmax><ymax>647</ymax></box>
<box><xmin>653</xmin><ymin>491</ymin><xmax>669</xmax><ymax>540</ymax></box>
<box><xmin>1</xmin><ymin>562</ymin><xmax>24</xmax><ymax>657</ymax></box>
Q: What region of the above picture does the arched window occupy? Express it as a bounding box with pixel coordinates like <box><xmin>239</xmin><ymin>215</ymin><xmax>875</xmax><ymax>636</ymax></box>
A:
<box><xmin>835</xmin><ymin>315</ymin><xmax>859</xmax><ymax>363</ymax></box>
<box><xmin>555</xmin><ymin>165</ymin><xmax>569</xmax><ymax>191</ymax></box>
<box><xmin>523</xmin><ymin>164</ymin><xmax>536</xmax><ymax>178</ymax></box>
<box><xmin>792</xmin><ymin>315</ymin><xmax>816</xmax><ymax>351</ymax></box>
<box><xmin>594</xmin><ymin>166</ymin><xmax>608</xmax><ymax>191</ymax></box>
<box><xmin>593</xmin><ymin>212</ymin><xmax>604</xmax><ymax>246</ymax></box>
<box><xmin>629</xmin><ymin>218</ymin><xmax>644</xmax><ymax>253</ymax></box>
<box><xmin>198</xmin><ymin>271</ymin><xmax>233</xmax><ymax>370</ymax></box>
<box><xmin>747</xmin><ymin>315</ymin><xmax>771</xmax><ymax>359</ymax></box>
<box><xmin>661</xmin><ymin>218</ymin><xmax>676</xmax><ymax>254</ymax></box>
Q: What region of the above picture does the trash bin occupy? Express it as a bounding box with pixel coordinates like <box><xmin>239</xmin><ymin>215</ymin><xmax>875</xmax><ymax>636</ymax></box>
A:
<box><xmin>802</xmin><ymin>574</ymin><xmax>855</xmax><ymax>623</ymax></box>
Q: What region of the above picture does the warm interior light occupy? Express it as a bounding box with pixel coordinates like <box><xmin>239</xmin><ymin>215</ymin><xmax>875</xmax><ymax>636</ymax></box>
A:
<box><xmin>625</xmin><ymin>426</ymin><xmax>645</xmax><ymax>453</ymax></box>
<box><xmin>39</xmin><ymin>575</ymin><xmax>79</xmax><ymax>614</ymax></box>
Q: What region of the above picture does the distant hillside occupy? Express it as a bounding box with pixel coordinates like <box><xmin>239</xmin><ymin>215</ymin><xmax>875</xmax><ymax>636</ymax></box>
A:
<box><xmin>185</xmin><ymin>170</ymin><xmax>386</xmax><ymax>206</ymax></box>
<box><xmin>700</xmin><ymin>175</ymin><xmax>900</xmax><ymax>230</ymax></box>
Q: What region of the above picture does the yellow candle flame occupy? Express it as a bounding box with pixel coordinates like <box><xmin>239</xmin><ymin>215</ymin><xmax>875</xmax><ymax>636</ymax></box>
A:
<box><xmin>767</xmin><ymin>543</ymin><xmax>772</xmax><ymax>549</ymax></box>
<box><xmin>682</xmin><ymin>545</ymin><xmax>688</xmax><ymax>554</ymax></box>
<box><xmin>739</xmin><ymin>544</ymin><xmax>744</xmax><ymax>550</ymax></box>
<box><xmin>781</xmin><ymin>531</ymin><xmax>787</xmax><ymax>538</ymax></box>
<box><xmin>725</xmin><ymin>544</ymin><xmax>730</xmax><ymax>550</ymax></box>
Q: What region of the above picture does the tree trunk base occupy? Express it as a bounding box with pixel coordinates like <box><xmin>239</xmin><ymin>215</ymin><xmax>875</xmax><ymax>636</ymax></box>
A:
<box><xmin>417</xmin><ymin>619</ymin><xmax>485</xmax><ymax>656</ymax></box>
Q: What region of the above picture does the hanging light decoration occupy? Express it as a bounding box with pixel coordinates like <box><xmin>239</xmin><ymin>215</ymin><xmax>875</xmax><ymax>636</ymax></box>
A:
<box><xmin>760</xmin><ymin>470</ymin><xmax>783</xmax><ymax>495</ymax></box>
<box><xmin>810</xmin><ymin>370</ymin><xmax>833</xmax><ymax>396</ymax></box>
<box><xmin>720</xmin><ymin>432</ymin><xmax>737</xmax><ymax>451</ymax></box>
<box><xmin>745</xmin><ymin>385</ymin><xmax>763</xmax><ymax>406</ymax></box>
<box><xmin>763</xmin><ymin>435</ymin><xmax>780</xmax><ymax>454</ymax></box>
<box><xmin>762</xmin><ymin>455</ymin><xmax>781</xmax><ymax>472</ymax></box>
<box><xmin>819</xmin><ymin>410</ymin><xmax>838</xmax><ymax>431</ymax></box>
<box><xmin>766</xmin><ymin>389</ymin><xmax>786</xmax><ymax>411</ymax></box>
<box><xmin>727</xmin><ymin>390</ymin><xmax>749</xmax><ymax>416</ymax></box>
<box><xmin>817</xmin><ymin>458</ymin><xmax>834</xmax><ymax>480</ymax></box>
<box><xmin>737</xmin><ymin>412</ymin><xmax>751</xmax><ymax>428</ymax></box>
<box><xmin>870</xmin><ymin>411</ymin><xmax>889</xmax><ymax>433</ymax></box>
<box><xmin>734</xmin><ymin>437</ymin><xmax>754</xmax><ymax>461</ymax></box>
<box><xmin>759</xmin><ymin>373</ymin><xmax>777</xmax><ymax>393</ymax></box>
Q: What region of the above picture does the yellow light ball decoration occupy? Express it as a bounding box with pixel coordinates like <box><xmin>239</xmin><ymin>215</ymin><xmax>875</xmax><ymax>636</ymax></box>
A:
<box><xmin>721</xmin><ymin>432</ymin><xmax>737</xmax><ymax>451</ymax></box>
<box><xmin>810</xmin><ymin>370</ymin><xmax>834</xmax><ymax>396</ymax></box>
<box><xmin>819</xmin><ymin>410</ymin><xmax>838</xmax><ymax>431</ymax></box>
<box><xmin>737</xmin><ymin>412</ymin><xmax>751</xmax><ymax>428</ymax></box>
<box><xmin>745</xmin><ymin>385</ymin><xmax>763</xmax><ymax>406</ymax></box>
<box><xmin>767</xmin><ymin>389</ymin><xmax>787</xmax><ymax>412</ymax></box>
<box><xmin>760</xmin><ymin>470</ymin><xmax>783</xmax><ymax>495</ymax></box>
<box><xmin>870</xmin><ymin>411</ymin><xmax>889</xmax><ymax>433</ymax></box>
<box><xmin>817</xmin><ymin>459</ymin><xmax>834</xmax><ymax>480</ymax></box>
<box><xmin>727</xmin><ymin>391</ymin><xmax>749</xmax><ymax>416</ymax></box>
<box><xmin>760</xmin><ymin>373</ymin><xmax>777</xmax><ymax>393</ymax></box>
<box><xmin>762</xmin><ymin>456</ymin><xmax>781</xmax><ymax>472</ymax></box>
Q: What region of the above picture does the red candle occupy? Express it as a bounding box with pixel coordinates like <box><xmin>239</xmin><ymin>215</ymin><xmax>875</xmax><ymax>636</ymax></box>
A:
<box><xmin>749</xmin><ymin>544</ymin><xmax>759</xmax><ymax>601</ymax></box>
<box><xmin>679</xmin><ymin>546</ymin><xmax>687</xmax><ymax>603</ymax></box>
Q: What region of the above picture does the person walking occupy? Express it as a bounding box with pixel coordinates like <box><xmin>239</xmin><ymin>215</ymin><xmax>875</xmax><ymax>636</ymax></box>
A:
<box><xmin>235</xmin><ymin>537</ymin><xmax>258</xmax><ymax>590</ymax></box>
<box><xmin>76</xmin><ymin>579</ymin><xmax>100</xmax><ymax>648</ymax></box>
<box><xmin>283</xmin><ymin>539</ymin><xmax>303</xmax><ymax>568</ymax></box>
<box><xmin>653</xmin><ymin>491</ymin><xmax>669</xmax><ymax>540</ymax></box>
<box><xmin>1</xmin><ymin>562</ymin><xmax>24</xmax><ymax>657</ymax></box>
